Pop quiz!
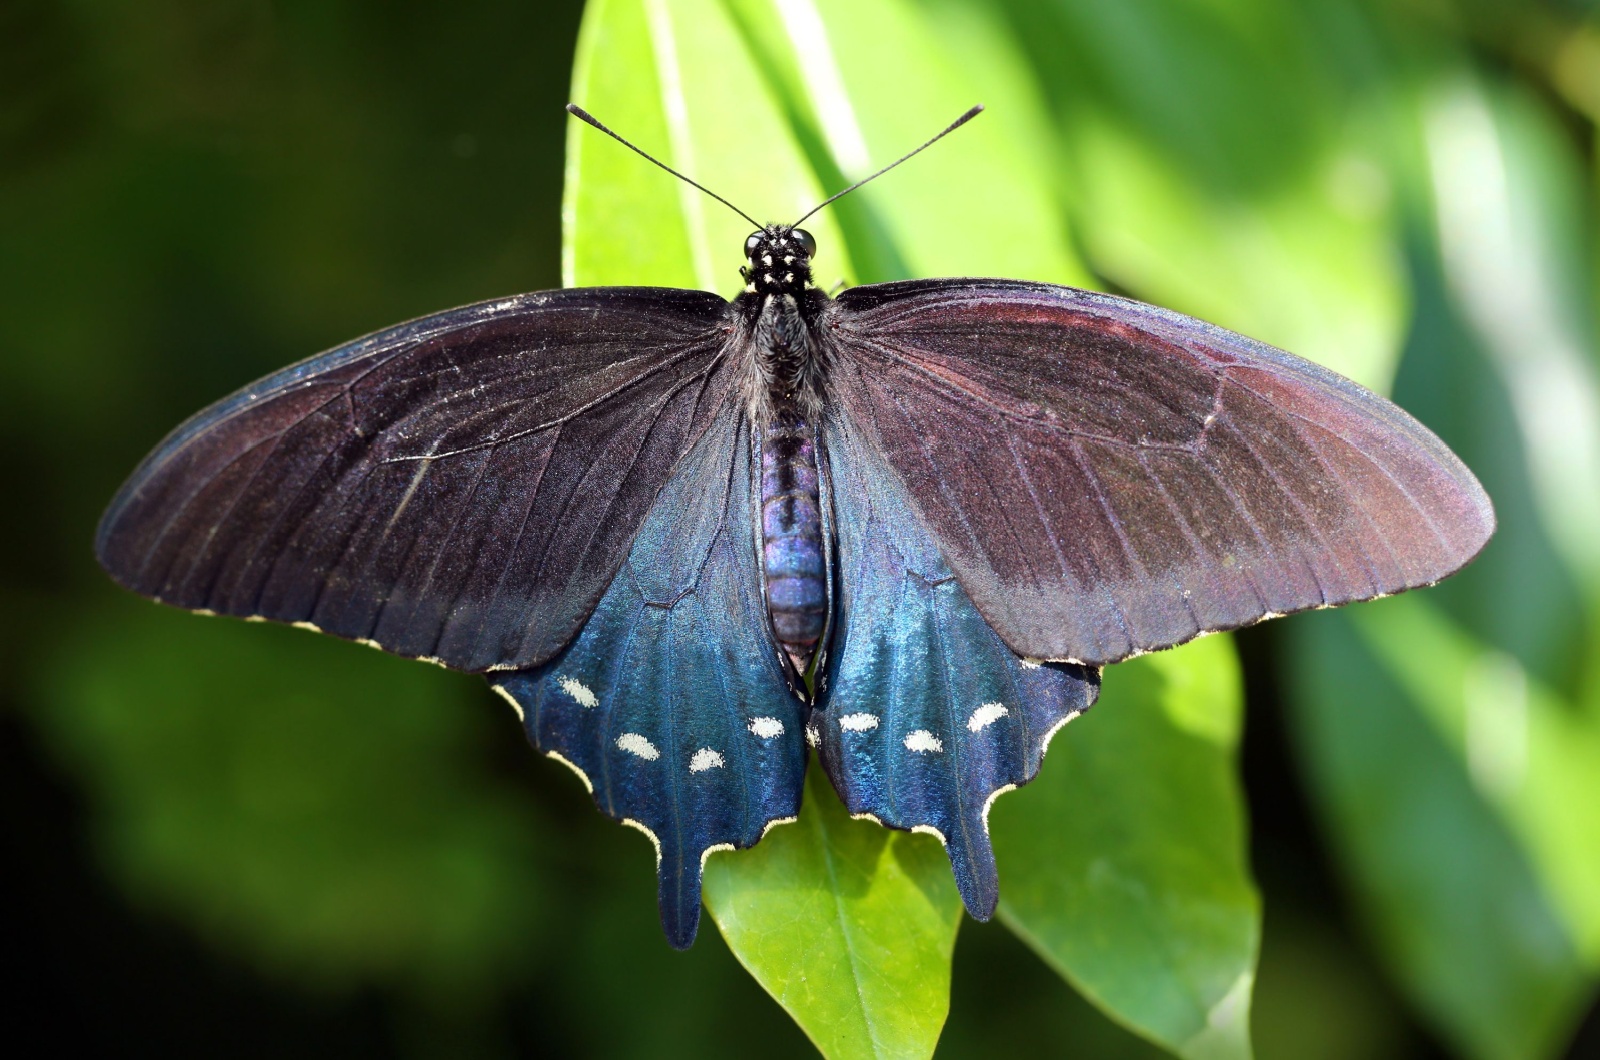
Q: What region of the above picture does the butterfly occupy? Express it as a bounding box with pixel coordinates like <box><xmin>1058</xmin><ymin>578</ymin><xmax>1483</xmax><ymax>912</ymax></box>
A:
<box><xmin>96</xmin><ymin>105</ymin><xmax>1494</xmax><ymax>948</ymax></box>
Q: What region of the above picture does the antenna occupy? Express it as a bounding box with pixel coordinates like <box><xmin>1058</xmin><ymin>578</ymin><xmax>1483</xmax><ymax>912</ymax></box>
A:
<box><xmin>566</xmin><ymin>102</ymin><xmax>985</xmax><ymax>232</ymax></box>
<box><xmin>791</xmin><ymin>104</ymin><xmax>983</xmax><ymax>227</ymax></box>
<box><xmin>566</xmin><ymin>104</ymin><xmax>763</xmax><ymax>229</ymax></box>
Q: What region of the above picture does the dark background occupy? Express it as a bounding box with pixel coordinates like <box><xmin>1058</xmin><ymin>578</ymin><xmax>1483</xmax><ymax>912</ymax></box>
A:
<box><xmin>3</xmin><ymin>1</ymin><xmax>1596</xmax><ymax>1056</ymax></box>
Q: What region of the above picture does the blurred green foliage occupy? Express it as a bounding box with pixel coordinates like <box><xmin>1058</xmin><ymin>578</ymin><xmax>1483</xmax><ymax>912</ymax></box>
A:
<box><xmin>4</xmin><ymin>0</ymin><xmax>1599</xmax><ymax>1057</ymax></box>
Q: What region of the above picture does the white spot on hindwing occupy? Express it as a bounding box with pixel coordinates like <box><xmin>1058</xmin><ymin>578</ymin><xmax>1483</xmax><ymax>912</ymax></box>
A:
<box><xmin>689</xmin><ymin>748</ymin><xmax>725</xmax><ymax>773</ymax></box>
<box><xmin>558</xmin><ymin>676</ymin><xmax>598</xmax><ymax>708</ymax></box>
<box><xmin>617</xmin><ymin>733</ymin><xmax>660</xmax><ymax>760</ymax></box>
<box><xmin>748</xmin><ymin>716</ymin><xmax>785</xmax><ymax>739</ymax></box>
<box><xmin>805</xmin><ymin>724</ymin><xmax>821</xmax><ymax>748</ymax></box>
<box><xmin>838</xmin><ymin>712</ymin><xmax>879</xmax><ymax>733</ymax></box>
<box><xmin>967</xmin><ymin>703</ymin><xmax>1009</xmax><ymax>732</ymax></box>
<box><xmin>904</xmin><ymin>730</ymin><xmax>944</xmax><ymax>753</ymax></box>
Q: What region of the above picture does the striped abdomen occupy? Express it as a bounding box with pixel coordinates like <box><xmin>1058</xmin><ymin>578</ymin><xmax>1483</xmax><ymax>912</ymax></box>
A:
<box><xmin>760</xmin><ymin>413</ymin><xmax>826</xmax><ymax>671</ymax></box>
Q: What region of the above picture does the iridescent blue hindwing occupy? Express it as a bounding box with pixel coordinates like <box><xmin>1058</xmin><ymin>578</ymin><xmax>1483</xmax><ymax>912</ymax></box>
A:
<box><xmin>491</xmin><ymin>407</ymin><xmax>807</xmax><ymax>948</ymax></box>
<box><xmin>817</xmin><ymin>412</ymin><xmax>1100</xmax><ymax>918</ymax></box>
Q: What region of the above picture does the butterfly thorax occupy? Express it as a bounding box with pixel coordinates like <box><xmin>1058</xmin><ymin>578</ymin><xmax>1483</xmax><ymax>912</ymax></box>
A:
<box><xmin>739</xmin><ymin>226</ymin><xmax>828</xmax><ymax>422</ymax></box>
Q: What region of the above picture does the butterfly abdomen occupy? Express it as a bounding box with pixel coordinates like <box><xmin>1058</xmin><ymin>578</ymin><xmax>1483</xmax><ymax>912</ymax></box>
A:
<box><xmin>759</xmin><ymin>411</ymin><xmax>826</xmax><ymax>671</ymax></box>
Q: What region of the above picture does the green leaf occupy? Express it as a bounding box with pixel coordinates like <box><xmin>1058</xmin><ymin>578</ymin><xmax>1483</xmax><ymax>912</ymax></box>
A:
<box><xmin>702</xmin><ymin>769</ymin><xmax>962</xmax><ymax>1059</ymax></box>
<box><xmin>566</xmin><ymin>0</ymin><xmax>1089</xmax><ymax>294</ymax></box>
<box><xmin>722</xmin><ymin>0</ymin><xmax>1091</xmax><ymax>288</ymax></box>
<box><xmin>992</xmin><ymin>635</ymin><xmax>1259</xmax><ymax>1060</ymax></box>
<box><xmin>566</xmin><ymin>3</ymin><xmax>967</xmax><ymax>1051</ymax></box>
<box><xmin>567</xmin><ymin>3</ymin><xmax>1270</xmax><ymax>1055</ymax></box>
<box><xmin>565</xmin><ymin>0</ymin><xmax>1094</xmax><ymax>1051</ymax></box>
<box><xmin>564</xmin><ymin>0</ymin><xmax>844</xmax><ymax>295</ymax></box>
<box><xmin>1286</xmin><ymin>603</ymin><xmax>1594</xmax><ymax>1060</ymax></box>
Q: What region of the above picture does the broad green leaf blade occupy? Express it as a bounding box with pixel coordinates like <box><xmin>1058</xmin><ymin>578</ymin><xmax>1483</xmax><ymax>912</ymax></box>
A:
<box><xmin>567</xmin><ymin>3</ymin><xmax>1263</xmax><ymax>1054</ymax></box>
<box><xmin>565</xmin><ymin>0</ymin><xmax>845</xmax><ymax>294</ymax></box>
<box><xmin>565</xmin><ymin>1</ymin><xmax>1092</xmax><ymax>1051</ymax></box>
<box><xmin>565</xmin><ymin>1</ymin><xmax>956</xmax><ymax>1050</ymax></box>
<box><xmin>1286</xmin><ymin>605</ymin><xmax>1593</xmax><ymax>1060</ymax></box>
<box><xmin>703</xmin><ymin>769</ymin><xmax>962</xmax><ymax>1060</ymax></box>
<box><xmin>993</xmin><ymin>636</ymin><xmax>1259</xmax><ymax>1060</ymax></box>
<box><xmin>725</xmin><ymin>0</ymin><xmax>1091</xmax><ymax>287</ymax></box>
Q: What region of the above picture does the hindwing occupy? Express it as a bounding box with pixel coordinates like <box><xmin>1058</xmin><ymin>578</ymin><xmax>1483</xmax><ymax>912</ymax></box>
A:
<box><xmin>817</xmin><ymin>409</ymin><xmax>1099</xmax><ymax>919</ymax></box>
<box><xmin>493</xmin><ymin>407</ymin><xmax>807</xmax><ymax>949</ymax></box>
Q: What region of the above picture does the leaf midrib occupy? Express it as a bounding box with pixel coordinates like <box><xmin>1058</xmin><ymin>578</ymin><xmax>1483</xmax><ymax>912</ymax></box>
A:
<box><xmin>815</xmin><ymin>795</ymin><xmax>887</xmax><ymax>1060</ymax></box>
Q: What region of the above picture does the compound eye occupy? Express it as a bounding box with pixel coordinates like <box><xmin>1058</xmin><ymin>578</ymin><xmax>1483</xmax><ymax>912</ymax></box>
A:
<box><xmin>792</xmin><ymin>227</ymin><xmax>817</xmax><ymax>258</ymax></box>
<box><xmin>745</xmin><ymin>232</ymin><xmax>764</xmax><ymax>259</ymax></box>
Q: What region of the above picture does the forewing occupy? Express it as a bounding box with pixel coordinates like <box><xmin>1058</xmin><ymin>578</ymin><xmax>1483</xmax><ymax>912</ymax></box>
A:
<box><xmin>816</xmin><ymin>411</ymin><xmax>1099</xmax><ymax>919</ymax></box>
<box><xmin>492</xmin><ymin>408</ymin><xmax>807</xmax><ymax>949</ymax></box>
<box><xmin>97</xmin><ymin>287</ymin><xmax>737</xmax><ymax>672</ymax></box>
<box><xmin>829</xmin><ymin>279</ymin><xmax>1495</xmax><ymax>665</ymax></box>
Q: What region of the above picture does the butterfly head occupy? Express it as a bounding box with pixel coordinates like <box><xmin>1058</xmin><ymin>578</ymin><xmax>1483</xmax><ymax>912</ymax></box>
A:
<box><xmin>742</xmin><ymin>225</ymin><xmax>816</xmax><ymax>298</ymax></box>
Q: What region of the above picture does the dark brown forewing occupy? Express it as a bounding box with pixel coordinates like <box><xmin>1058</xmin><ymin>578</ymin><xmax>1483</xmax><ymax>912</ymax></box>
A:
<box><xmin>97</xmin><ymin>287</ymin><xmax>739</xmax><ymax>672</ymax></box>
<box><xmin>827</xmin><ymin>279</ymin><xmax>1494</xmax><ymax>665</ymax></box>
